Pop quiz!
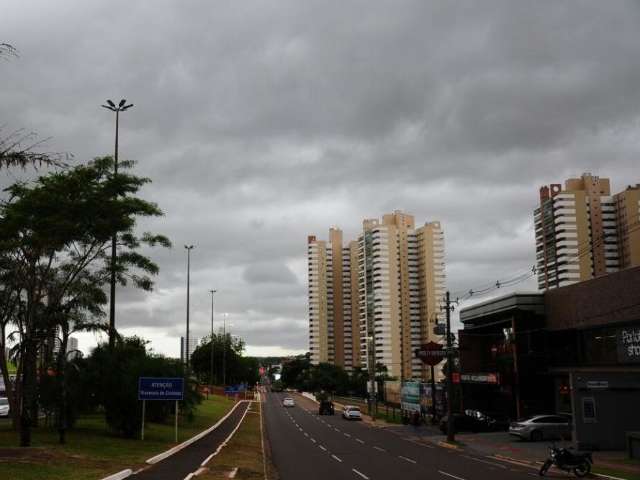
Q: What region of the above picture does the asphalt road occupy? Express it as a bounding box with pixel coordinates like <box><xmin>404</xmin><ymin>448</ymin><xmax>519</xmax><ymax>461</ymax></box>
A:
<box><xmin>263</xmin><ymin>392</ymin><xmax>543</xmax><ymax>480</ymax></box>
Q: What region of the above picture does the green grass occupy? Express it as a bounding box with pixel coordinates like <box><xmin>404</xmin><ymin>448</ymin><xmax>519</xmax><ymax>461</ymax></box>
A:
<box><xmin>0</xmin><ymin>395</ymin><xmax>236</xmax><ymax>480</ymax></box>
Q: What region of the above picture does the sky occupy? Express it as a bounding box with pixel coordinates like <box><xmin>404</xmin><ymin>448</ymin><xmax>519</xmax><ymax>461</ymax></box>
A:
<box><xmin>2</xmin><ymin>1</ymin><xmax>640</xmax><ymax>358</ymax></box>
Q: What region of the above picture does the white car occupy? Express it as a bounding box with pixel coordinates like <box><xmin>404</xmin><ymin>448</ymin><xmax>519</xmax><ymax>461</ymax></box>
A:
<box><xmin>342</xmin><ymin>405</ymin><xmax>362</xmax><ymax>420</ymax></box>
<box><xmin>282</xmin><ymin>397</ymin><xmax>295</xmax><ymax>407</ymax></box>
<box><xmin>0</xmin><ymin>398</ymin><xmax>9</xmax><ymax>418</ymax></box>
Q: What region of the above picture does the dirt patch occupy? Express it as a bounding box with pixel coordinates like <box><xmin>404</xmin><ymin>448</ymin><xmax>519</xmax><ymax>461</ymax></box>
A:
<box><xmin>0</xmin><ymin>446</ymin><xmax>113</xmax><ymax>469</ymax></box>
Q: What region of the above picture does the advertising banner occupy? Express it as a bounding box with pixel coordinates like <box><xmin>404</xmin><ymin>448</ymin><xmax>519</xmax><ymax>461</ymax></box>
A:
<box><xmin>400</xmin><ymin>381</ymin><xmax>421</xmax><ymax>413</ymax></box>
<box><xmin>617</xmin><ymin>326</ymin><xmax>640</xmax><ymax>363</ymax></box>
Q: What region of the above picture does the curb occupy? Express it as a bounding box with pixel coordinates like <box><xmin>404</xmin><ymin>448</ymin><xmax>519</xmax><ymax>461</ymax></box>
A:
<box><xmin>146</xmin><ymin>400</ymin><xmax>247</xmax><ymax>464</ymax></box>
<box><xmin>438</xmin><ymin>441</ymin><xmax>461</xmax><ymax>450</ymax></box>
<box><xmin>100</xmin><ymin>469</ymin><xmax>133</xmax><ymax>480</ymax></box>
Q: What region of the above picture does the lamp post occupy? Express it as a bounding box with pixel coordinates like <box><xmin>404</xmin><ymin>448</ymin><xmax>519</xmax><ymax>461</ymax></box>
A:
<box><xmin>222</xmin><ymin>313</ymin><xmax>229</xmax><ymax>386</ymax></box>
<box><xmin>209</xmin><ymin>289</ymin><xmax>217</xmax><ymax>387</ymax></box>
<box><xmin>184</xmin><ymin>245</ymin><xmax>195</xmax><ymax>367</ymax></box>
<box><xmin>101</xmin><ymin>99</ymin><xmax>133</xmax><ymax>350</ymax></box>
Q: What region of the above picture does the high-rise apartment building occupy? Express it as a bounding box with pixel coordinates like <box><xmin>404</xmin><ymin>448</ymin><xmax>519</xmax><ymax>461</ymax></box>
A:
<box><xmin>308</xmin><ymin>211</ymin><xmax>446</xmax><ymax>381</ymax></box>
<box><xmin>535</xmin><ymin>173</ymin><xmax>640</xmax><ymax>290</ymax></box>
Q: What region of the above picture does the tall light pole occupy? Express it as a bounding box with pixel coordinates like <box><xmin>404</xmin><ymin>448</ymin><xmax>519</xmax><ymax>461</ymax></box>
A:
<box><xmin>101</xmin><ymin>99</ymin><xmax>134</xmax><ymax>350</ymax></box>
<box><xmin>209</xmin><ymin>289</ymin><xmax>217</xmax><ymax>386</ymax></box>
<box><xmin>184</xmin><ymin>245</ymin><xmax>195</xmax><ymax>367</ymax></box>
<box><xmin>222</xmin><ymin>313</ymin><xmax>229</xmax><ymax>386</ymax></box>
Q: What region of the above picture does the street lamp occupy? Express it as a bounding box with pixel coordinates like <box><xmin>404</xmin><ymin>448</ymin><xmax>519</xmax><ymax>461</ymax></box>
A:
<box><xmin>184</xmin><ymin>245</ymin><xmax>195</xmax><ymax>367</ymax></box>
<box><xmin>222</xmin><ymin>313</ymin><xmax>231</xmax><ymax>386</ymax></box>
<box><xmin>101</xmin><ymin>99</ymin><xmax>134</xmax><ymax>350</ymax></box>
<box><xmin>209</xmin><ymin>289</ymin><xmax>217</xmax><ymax>387</ymax></box>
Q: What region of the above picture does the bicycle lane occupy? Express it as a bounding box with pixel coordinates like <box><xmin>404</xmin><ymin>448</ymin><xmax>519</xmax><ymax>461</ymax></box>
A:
<box><xmin>132</xmin><ymin>400</ymin><xmax>251</xmax><ymax>480</ymax></box>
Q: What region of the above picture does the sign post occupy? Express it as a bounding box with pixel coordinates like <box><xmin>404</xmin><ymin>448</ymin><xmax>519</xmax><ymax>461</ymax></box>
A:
<box><xmin>138</xmin><ymin>377</ymin><xmax>185</xmax><ymax>442</ymax></box>
<box><xmin>415</xmin><ymin>342</ymin><xmax>445</xmax><ymax>425</ymax></box>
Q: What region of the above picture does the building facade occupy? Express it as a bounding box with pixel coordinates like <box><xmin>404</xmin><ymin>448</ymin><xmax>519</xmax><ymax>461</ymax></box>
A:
<box><xmin>535</xmin><ymin>173</ymin><xmax>640</xmax><ymax>290</ymax></box>
<box><xmin>308</xmin><ymin>211</ymin><xmax>446</xmax><ymax>381</ymax></box>
<box><xmin>459</xmin><ymin>266</ymin><xmax>640</xmax><ymax>450</ymax></box>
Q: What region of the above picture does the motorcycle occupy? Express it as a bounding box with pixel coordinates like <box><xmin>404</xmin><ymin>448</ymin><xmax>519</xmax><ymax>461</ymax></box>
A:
<box><xmin>539</xmin><ymin>444</ymin><xmax>593</xmax><ymax>477</ymax></box>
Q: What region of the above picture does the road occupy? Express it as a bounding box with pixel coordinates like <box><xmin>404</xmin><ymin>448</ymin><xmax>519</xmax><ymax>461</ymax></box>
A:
<box><xmin>263</xmin><ymin>392</ymin><xmax>541</xmax><ymax>480</ymax></box>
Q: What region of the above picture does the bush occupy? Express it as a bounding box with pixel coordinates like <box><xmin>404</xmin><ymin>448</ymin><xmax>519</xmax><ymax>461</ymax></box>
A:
<box><xmin>80</xmin><ymin>337</ymin><xmax>202</xmax><ymax>438</ymax></box>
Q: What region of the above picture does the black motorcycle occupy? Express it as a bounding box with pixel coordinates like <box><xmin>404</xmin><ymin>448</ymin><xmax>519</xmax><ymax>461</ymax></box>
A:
<box><xmin>539</xmin><ymin>444</ymin><xmax>593</xmax><ymax>477</ymax></box>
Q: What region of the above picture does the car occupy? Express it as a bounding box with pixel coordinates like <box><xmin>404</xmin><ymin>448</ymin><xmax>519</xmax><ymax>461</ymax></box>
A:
<box><xmin>509</xmin><ymin>414</ymin><xmax>572</xmax><ymax>441</ymax></box>
<box><xmin>282</xmin><ymin>397</ymin><xmax>295</xmax><ymax>407</ymax></box>
<box><xmin>466</xmin><ymin>409</ymin><xmax>511</xmax><ymax>431</ymax></box>
<box><xmin>0</xmin><ymin>398</ymin><xmax>9</xmax><ymax>418</ymax></box>
<box><xmin>342</xmin><ymin>405</ymin><xmax>362</xmax><ymax>420</ymax></box>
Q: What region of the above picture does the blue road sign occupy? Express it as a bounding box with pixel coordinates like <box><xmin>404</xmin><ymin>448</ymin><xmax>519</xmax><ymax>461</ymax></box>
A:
<box><xmin>138</xmin><ymin>377</ymin><xmax>184</xmax><ymax>401</ymax></box>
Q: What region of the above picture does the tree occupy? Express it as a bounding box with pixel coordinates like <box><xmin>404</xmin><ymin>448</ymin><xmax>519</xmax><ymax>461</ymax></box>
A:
<box><xmin>280</xmin><ymin>354</ymin><xmax>311</xmax><ymax>391</ymax></box>
<box><xmin>0</xmin><ymin>43</ymin><xmax>67</xmax><ymax>170</ymax></box>
<box><xmin>191</xmin><ymin>333</ymin><xmax>259</xmax><ymax>386</ymax></box>
<box><xmin>0</xmin><ymin>157</ymin><xmax>170</xmax><ymax>446</ymax></box>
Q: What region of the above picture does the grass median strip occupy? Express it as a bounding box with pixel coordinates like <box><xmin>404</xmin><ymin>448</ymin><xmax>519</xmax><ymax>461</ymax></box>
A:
<box><xmin>0</xmin><ymin>395</ymin><xmax>235</xmax><ymax>480</ymax></box>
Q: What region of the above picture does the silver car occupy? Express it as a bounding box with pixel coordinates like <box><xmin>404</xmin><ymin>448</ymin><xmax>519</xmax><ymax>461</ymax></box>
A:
<box><xmin>509</xmin><ymin>415</ymin><xmax>572</xmax><ymax>441</ymax></box>
<box><xmin>0</xmin><ymin>397</ymin><xmax>9</xmax><ymax>418</ymax></box>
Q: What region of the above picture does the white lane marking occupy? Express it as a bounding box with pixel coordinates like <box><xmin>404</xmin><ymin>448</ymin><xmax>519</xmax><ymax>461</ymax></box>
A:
<box><xmin>331</xmin><ymin>455</ymin><xmax>343</xmax><ymax>463</ymax></box>
<box><xmin>399</xmin><ymin>455</ymin><xmax>417</xmax><ymax>464</ymax></box>
<box><xmin>352</xmin><ymin>468</ymin><xmax>370</xmax><ymax>480</ymax></box>
<box><xmin>373</xmin><ymin>446</ymin><xmax>386</xmax><ymax>452</ymax></box>
<box><xmin>334</xmin><ymin>428</ymin><xmax>341</xmax><ymax>433</ymax></box>
<box><xmin>311</xmin><ymin>438</ymin><xmax>317</xmax><ymax>443</ymax></box>
<box><xmin>356</xmin><ymin>438</ymin><xmax>365</xmax><ymax>444</ymax></box>
<box><xmin>319</xmin><ymin>445</ymin><xmax>327</xmax><ymax>451</ymax></box>
<box><xmin>298</xmin><ymin>427</ymin><xmax>303</xmax><ymax>432</ymax></box>
<box><xmin>438</xmin><ymin>471</ymin><xmax>466</xmax><ymax>480</ymax></box>
<box><xmin>462</xmin><ymin>455</ymin><xmax>507</xmax><ymax>469</ymax></box>
<box><xmin>344</xmin><ymin>433</ymin><xmax>351</xmax><ymax>438</ymax></box>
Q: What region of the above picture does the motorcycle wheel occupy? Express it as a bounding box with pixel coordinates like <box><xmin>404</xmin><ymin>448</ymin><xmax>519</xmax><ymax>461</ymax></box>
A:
<box><xmin>573</xmin><ymin>462</ymin><xmax>591</xmax><ymax>478</ymax></box>
<box><xmin>539</xmin><ymin>460</ymin><xmax>552</xmax><ymax>476</ymax></box>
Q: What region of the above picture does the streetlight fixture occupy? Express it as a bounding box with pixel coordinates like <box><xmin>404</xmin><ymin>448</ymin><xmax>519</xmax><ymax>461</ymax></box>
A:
<box><xmin>101</xmin><ymin>99</ymin><xmax>134</xmax><ymax>350</ymax></box>
<box><xmin>184</xmin><ymin>245</ymin><xmax>195</xmax><ymax>367</ymax></box>
<box><xmin>209</xmin><ymin>289</ymin><xmax>217</xmax><ymax>387</ymax></box>
<box><xmin>222</xmin><ymin>313</ymin><xmax>231</xmax><ymax>386</ymax></box>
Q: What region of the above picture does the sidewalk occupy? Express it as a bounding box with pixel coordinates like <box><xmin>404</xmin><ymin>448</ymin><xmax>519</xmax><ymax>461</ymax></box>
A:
<box><xmin>412</xmin><ymin>430</ymin><xmax>640</xmax><ymax>479</ymax></box>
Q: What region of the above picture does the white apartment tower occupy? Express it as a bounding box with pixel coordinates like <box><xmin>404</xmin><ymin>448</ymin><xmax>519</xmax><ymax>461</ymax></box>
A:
<box><xmin>309</xmin><ymin>211</ymin><xmax>446</xmax><ymax>381</ymax></box>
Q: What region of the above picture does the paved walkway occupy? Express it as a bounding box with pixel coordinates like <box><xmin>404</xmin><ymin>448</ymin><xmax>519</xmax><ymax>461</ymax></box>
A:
<box><xmin>133</xmin><ymin>400</ymin><xmax>251</xmax><ymax>480</ymax></box>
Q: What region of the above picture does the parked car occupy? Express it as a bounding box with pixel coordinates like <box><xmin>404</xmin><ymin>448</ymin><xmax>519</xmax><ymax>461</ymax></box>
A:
<box><xmin>0</xmin><ymin>397</ymin><xmax>9</xmax><ymax>418</ymax></box>
<box><xmin>282</xmin><ymin>397</ymin><xmax>295</xmax><ymax>407</ymax></box>
<box><xmin>509</xmin><ymin>414</ymin><xmax>572</xmax><ymax>441</ymax></box>
<box><xmin>342</xmin><ymin>405</ymin><xmax>362</xmax><ymax>420</ymax></box>
<box><xmin>439</xmin><ymin>410</ymin><xmax>510</xmax><ymax>434</ymax></box>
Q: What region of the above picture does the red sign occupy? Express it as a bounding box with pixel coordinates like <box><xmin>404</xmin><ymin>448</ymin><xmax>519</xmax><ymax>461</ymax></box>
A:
<box><xmin>415</xmin><ymin>341</ymin><xmax>445</xmax><ymax>366</ymax></box>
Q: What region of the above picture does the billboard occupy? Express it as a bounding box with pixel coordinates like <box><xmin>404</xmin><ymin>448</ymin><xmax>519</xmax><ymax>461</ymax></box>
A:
<box><xmin>400</xmin><ymin>381</ymin><xmax>421</xmax><ymax>413</ymax></box>
<box><xmin>138</xmin><ymin>377</ymin><xmax>184</xmax><ymax>401</ymax></box>
<box><xmin>617</xmin><ymin>326</ymin><xmax>640</xmax><ymax>363</ymax></box>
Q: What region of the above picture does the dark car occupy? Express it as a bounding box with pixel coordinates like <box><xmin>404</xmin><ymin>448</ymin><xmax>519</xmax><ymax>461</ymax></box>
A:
<box><xmin>439</xmin><ymin>410</ymin><xmax>510</xmax><ymax>434</ymax></box>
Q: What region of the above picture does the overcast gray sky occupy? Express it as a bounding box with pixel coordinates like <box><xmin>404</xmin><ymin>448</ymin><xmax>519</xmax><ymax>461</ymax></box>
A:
<box><xmin>3</xmin><ymin>1</ymin><xmax>639</xmax><ymax>357</ymax></box>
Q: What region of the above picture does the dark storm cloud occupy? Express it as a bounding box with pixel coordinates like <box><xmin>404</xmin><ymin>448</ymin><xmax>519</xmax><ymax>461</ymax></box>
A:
<box><xmin>3</xmin><ymin>0</ymin><xmax>640</xmax><ymax>355</ymax></box>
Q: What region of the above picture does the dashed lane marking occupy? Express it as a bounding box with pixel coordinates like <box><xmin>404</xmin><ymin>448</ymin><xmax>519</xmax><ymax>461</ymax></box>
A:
<box><xmin>373</xmin><ymin>446</ymin><xmax>386</xmax><ymax>452</ymax></box>
<box><xmin>311</xmin><ymin>438</ymin><xmax>317</xmax><ymax>443</ymax></box>
<box><xmin>356</xmin><ymin>439</ymin><xmax>365</xmax><ymax>444</ymax></box>
<box><xmin>438</xmin><ymin>471</ymin><xmax>466</xmax><ymax>480</ymax></box>
<box><xmin>399</xmin><ymin>456</ymin><xmax>416</xmax><ymax>464</ymax></box>
<box><xmin>331</xmin><ymin>455</ymin><xmax>343</xmax><ymax>463</ymax></box>
<box><xmin>352</xmin><ymin>468</ymin><xmax>370</xmax><ymax>480</ymax></box>
<box><xmin>319</xmin><ymin>445</ymin><xmax>327</xmax><ymax>451</ymax></box>
<box><xmin>344</xmin><ymin>433</ymin><xmax>351</xmax><ymax>438</ymax></box>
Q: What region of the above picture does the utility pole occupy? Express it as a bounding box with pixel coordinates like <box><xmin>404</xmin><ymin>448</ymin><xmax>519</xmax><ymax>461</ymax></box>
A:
<box><xmin>222</xmin><ymin>313</ymin><xmax>228</xmax><ymax>386</ymax></box>
<box><xmin>445</xmin><ymin>290</ymin><xmax>455</xmax><ymax>443</ymax></box>
<box><xmin>101</xmin><ymin>99</ymin><xmax>133</xmax><ymax>350</ymax></box>
<box><xmin>209</xmin><ymin>289</ymin><xmax>216</xmax><ymax>387</ymax></box>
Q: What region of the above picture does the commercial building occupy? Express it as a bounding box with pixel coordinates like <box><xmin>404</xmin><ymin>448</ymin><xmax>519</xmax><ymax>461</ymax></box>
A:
<box><xmin>459</xmin><ymin>266</ymin><xmax>640</xmax><ymax>450</ymax></box>
<box><xmin>535</xmin><ymin>173</ymin><xmax>640</xmax><ymax>290</ymax></box>
<box><xmin>308</xmin><ymin>211</ymin><xmax>446</xmax><ymax>381</ymax></box>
